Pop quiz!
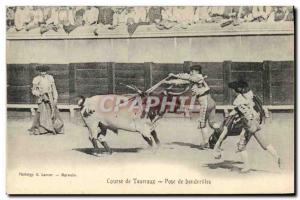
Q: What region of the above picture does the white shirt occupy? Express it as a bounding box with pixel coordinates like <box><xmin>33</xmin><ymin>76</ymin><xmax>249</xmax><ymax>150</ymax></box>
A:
<box><xmin>15</xmin><ymin>7</ymin><xmax>31</xmax><ymax>29</ymax></box>
<box><xmin>45</xmin><ymin>8</ymin><xmax>59</xmax><ymax>25</ymax></box>
<box><xmin>196</xmin><ymin>6</ymin><xmax>210</xmax><ymax>20</ymax></box>
<box><xmin>134</xmin><ymin>7</ymin><xmax>148</xmax><ymax>22</ymax></box>
<box><xmin>58</xmin><ymin>8</ymin><xmax>75</xmax><ymax>25</ymax></box>
<box><xmin>32</xmin><ymin>9</ymin><xmax>44</xmax><ymax>24</ymax></box>
<box><xmin>165</xmin><ymin>73</ymin><xmax>209</xmax><ymax>96</ymax></box>
<box><xmin>84</xmin><ymin>7</ymin><xmax>99</xmax><ymax>25</ymax></box>
<box><xmin>32</xmin><ymin>74</ymin><xmax>58</xmax><ymax>102</ymax></box>
<box><xmin>233</xmin><ymin>90</ymin><xmax>258</xmax><ymax>120</ymax></box>
<box><xmin>162</xmin><ymin>7</ymin><xmax>174</xmax><ymax>21</ymax></box>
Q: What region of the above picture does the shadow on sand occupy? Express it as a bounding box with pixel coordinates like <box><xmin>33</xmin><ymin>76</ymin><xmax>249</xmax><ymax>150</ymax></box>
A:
<box><xmin>203</xmin><ymin>160</ymin><xmax>269</xmax><ymax>173</ymax></box>
<box><xmin>167</xmin><ymin>141</ymin><xmax>206</xmax><ymax>150</ymax></box>
<box><xmin>73</xmin><ymin>147</ymin><xmax>143</xmax><ymax>156</ymax></box>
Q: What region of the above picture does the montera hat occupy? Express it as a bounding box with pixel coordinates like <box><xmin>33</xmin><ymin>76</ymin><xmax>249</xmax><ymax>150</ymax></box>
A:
<box><xmin>190</xmin><ymin>65</ymin><xmax>202</xmax><ymax>74</ymax></box>
<box><xmin>228</xmin><ymin>80</ymin><xmax>249</xmax><ymax>94</ymax></box>
<box><xmin>36</xmin><ymin>65</ymin><xmax>50</xmax><ymax>72</ymax></box>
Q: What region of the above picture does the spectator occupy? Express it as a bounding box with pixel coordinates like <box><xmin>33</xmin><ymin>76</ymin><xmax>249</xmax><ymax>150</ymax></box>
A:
<box><xmin>44</xmin><ymin>7</ymin><xmax>59</xmax><ymax>24</ymax></box>
<box><xmin>158</xmin><ymin>7</ymin><xmax>176</xmax><ymax>29</ymax></box>
<box><xmin>206</xmin><ymin>6</ymin><xmax>225</xmax><ymax>23</ymax></box>
<box><xmin>25</xmin><ymin>6</ymin><xmax>45</xmax><ymax>32</ymax></box>
<box><xmin>111</xmin><ymin>7</ymin><xmax>127</xmax><ymax>29</ymax></box>
<box><xmin>148</xmin><ymin>6</ymin><xmax>163</xmax><ymax>24</ymax></box>
<box><xmin>125</xmin><ymin>7</ymin><xmax>136</xmax><ymax>24</ymax></box>
<box><xmin>98</xmin><ymin>6</ymin><xmax>114</xmax><ymax>26</ymax></box>
<box><xmin>223</xmin><ymin>6</ymin><xmax>239</xmax><ymax>19</ymax></box>
<box><xmin>134</xmin><ymin>6</ymin><xmax>148</xmax><ymax>23</ymax></box>
<box><xmin>84</xmin><ymin>6</ymin><xmax>99</xmax><ymax>25</ymax></box>
<box><xmin>7</xmin><ymin>6</ymin><xmax>295</xmax><ymax>36</ymax></box>
<box><xmin>283</xmin><ymin>6</ymin><xmax>294</xmax><ymax>21</ymax></box>
<box><xmin>268</xmin><ymin>6</ymin><xmax>291</xmax><ymax>22</ymax></box>
<box><xmin>252</xmin><ymin>6</ymin><xmax>269</xmax><ymax>22</ymax></box>
<box><xmin>93</xmin><ymin>6</ymin><xmax>115</xmax><ymax>35</ymax></box>
<box><xmin>170</xmin><ymin>6</ymin><xmax>195</xmax><ymax>29</ymax></box>
<box><xmin>161</xmin><ymin>7</ymin><xmax>174</xmax><ymax>22</ymax></box>
<box><xmin>58</xmin><ymin>6</ymin><xmax>81</xmax><ymax>34</ymax></box>
<box><xmin>220</xmin><ymin>6</ymin><xmax>240</xmax><ymax>27</ymax></box>
<box><xmin>265</xmin><ymin>6</ymin><xmax>274</xmax><ymax>21</ymax></box>
<box><xmin>125</xmin><ymin>7</ymin><xmax>150</xmax><ymax>36</ymax></box>
<box><xmin>58</xmin><ymin>7</ymin><xmax>72</xmax><ymax>28</ymax></box>
<box><xmin>237</xmin><ymin>6</ymin><xmax>254</xmax><ymax>22</ymax></box>
<box><xmin>14</xmin><ymin>6</ymin><xmax>31</xmax><ymax>31</ymax></box>
<box><xmin>6</xmin><ymin>7</ymin><xmax>15</xmax><ymax>30</ymax></box>
<box><xmin>74</xmin><ymin>7</ymin><xmax>86</xmax><ymax>25</ymax></box>
<box><xmin>124</xmin><ymin>7</ymin><xmax>138</xmax><ymax>35</ymax></box>
<box><xmin>207</xmin><ymin>6</ymin><xmax>239</xmax><ymax>26</ymax></box>
<box><xmin>208</xmin><ymin>7</ymin><xmax>225</xmax><ymax>16</ymax></box>
<box><xmin>79</xmin><ymin>6</ymin><xmax>99</xmax><ymax>34</ymax></box>
<box><xmin>40</xmin><ymin>7</ymin><xmax>60</xmax><ymax>34</ymax></box>
<box><xmin>194</xmin><ymin>6</ymin><xmax>210</xmax><ymax>23</ymax></box>
<box><xmin>172</xmin><ymin>6</ymin><xmax>181</xmax><ymax>22</ymax></box>
<box><xmin>175</xmin><ymin>6</ymin><xmax>195</xmax><ymax>29</ymax></box>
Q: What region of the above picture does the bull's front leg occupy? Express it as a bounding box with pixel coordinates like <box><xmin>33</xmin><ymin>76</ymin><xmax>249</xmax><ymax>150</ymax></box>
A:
<box><xmin>142</xmin><ymin>135</ymin><xmax>153</xmax><ymax>146</ymax></box>
<box><xmin>86</xmin><ymin>122</ymin><xmax>108</xmax><ymax>154</ymax></box>
<box><xmin>213</xmin><ymin>127</ymin><xmax>228</xmax><ymax>159</ymax></box>
<box><xmin>151</xmin><ymin>130</ymin><xmax>160</xmax><ymax>145</ymax></box>
<box><xmin>99</xmin><ymin>140</ymin><xmax>112</xmax><ymax>155</ymax></box>
<box><xmin>133</xmin><ymin>118</ymin><xmax>153</xmax><ymax>147</ymax></box>
<box><xmin>89</xmin><ymin>136</ymin><xmax>99</xmax><ymax>149</ymax></box>
<box><xmin>139</xmin><ymin>123</ymin><xmax>156</xmax><ymax>147</ymax></box>
<box><xmin>87</xmin><ymin>123</ymin><xmax>99</xmax><ymax>149</ymax></box>
<box><xmin>97</xmin><ymin>128</ymin><xmax>112</xmax><ymax>154</ymax></box>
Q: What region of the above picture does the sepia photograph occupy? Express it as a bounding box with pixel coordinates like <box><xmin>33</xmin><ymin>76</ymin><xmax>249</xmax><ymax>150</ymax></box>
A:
<box><xmin>6</xmin><ymin>5</ymin><xmax>295</xmax><ymax>195</ymax></box>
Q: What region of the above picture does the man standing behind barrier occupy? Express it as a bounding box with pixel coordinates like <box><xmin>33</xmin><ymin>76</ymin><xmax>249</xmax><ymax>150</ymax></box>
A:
<box><xmin>28</xmin><ymin>65</ymin><xmax>64</xmax><ymax>135</ymax></box>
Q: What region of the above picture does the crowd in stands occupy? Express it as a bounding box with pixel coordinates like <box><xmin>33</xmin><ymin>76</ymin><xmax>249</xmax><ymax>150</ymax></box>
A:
<box><xmin>6</xmin><ymin>6</ymin><xmax>294</xmax><ymax>36</ymax></box>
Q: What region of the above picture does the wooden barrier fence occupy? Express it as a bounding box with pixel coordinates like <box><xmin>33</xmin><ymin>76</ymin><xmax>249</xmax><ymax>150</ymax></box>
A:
<box><xmin>7</xmin><ymin>61</ymin><xmax>294</xmax><ymax>106</ymax></box>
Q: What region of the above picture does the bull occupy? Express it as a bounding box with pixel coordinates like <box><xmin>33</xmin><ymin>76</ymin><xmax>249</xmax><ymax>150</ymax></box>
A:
<box><xmin>78</xmin><ymin>94</ymin><xmax>164</xmax><ymax>154</ymax></box>
<box><xmin>77</xmin><ymin>74</ymin><xmax>198</xmax><ymax>154</ymax></box>
<box><xmin>77</xmin><ymin>76</ymin><xmax>187</xmax><ymax>154</ymax></box>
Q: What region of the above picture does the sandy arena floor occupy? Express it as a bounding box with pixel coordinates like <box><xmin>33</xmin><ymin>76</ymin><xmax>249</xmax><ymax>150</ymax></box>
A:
<box><xmin>6</xmin><ymin>113</ymin><xmax>294</xmax><ymax>194</ymax></box>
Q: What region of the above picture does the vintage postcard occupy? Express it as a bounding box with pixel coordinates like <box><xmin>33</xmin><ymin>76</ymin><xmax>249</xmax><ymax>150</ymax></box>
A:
<box><xmin>6</xmin><ymin>6</ymin><xmax>295</xmax><ymax>194</ymax></box>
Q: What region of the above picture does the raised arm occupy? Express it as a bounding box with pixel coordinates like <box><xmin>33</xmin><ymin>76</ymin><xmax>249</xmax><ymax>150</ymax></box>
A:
<box><xmin>169</xmin><ymin>73</ymin><xmax>192</xmax><ymax>81</ymax></box>
<box><xmin>164</xmin><ymin>79</ymin><xmax>190</xmax><ymax>85</ymax></box>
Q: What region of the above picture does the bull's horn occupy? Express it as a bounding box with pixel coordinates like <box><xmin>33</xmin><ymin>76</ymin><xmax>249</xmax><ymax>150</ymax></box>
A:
<box><xmin>77</xmin><ymin>95</ymin><xmax>86</xmax><ymax>107</ymax></box>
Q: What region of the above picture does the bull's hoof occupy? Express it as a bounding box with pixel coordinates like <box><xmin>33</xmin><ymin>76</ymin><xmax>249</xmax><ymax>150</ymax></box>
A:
<box><xmin>142</xmin><ymin>136</ymin><xmax>153</xmax><ymax>147</ymax></box>
<box><xmin>240</xmin><ymin>167</ymin><xmax>251</xmax><ymax>174</ymax></box>
<box><xmin>200</xmin><ymin>142</ymin><xmax>210</xmax><ymax>149</ymax></box>
<box><xmin>103</xmin><ymin>151</ymin><xmax>113</xmax><ymax>155</ymax></box>
<box><xmin>154</xmin><ymin>140</ymin><xmax>161</xmax><ymax>146</ymax></box>
<box><xmin>277</xmin><ymin>157</ymin><xmax>281</xmax><ymax>168</ymax></box>
<box><xmin>28</xmin><ymin>128</ymin><xmax>39</xmax><ymax>135</ymax></box>
<box><xmin>91</xmin><ymin>139</ymin><xmax>99</xmax><ymax>149</ymax></box>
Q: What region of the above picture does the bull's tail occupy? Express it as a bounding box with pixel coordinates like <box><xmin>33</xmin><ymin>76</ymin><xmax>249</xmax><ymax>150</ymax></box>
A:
<box><xmin>77</xmin><ymin>95</ymin><xmax>86</xmax><ymax>108</ymax></box>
